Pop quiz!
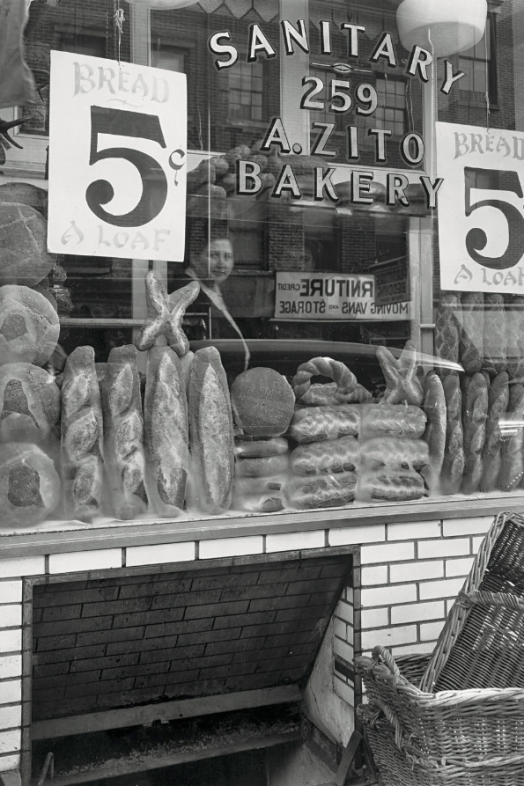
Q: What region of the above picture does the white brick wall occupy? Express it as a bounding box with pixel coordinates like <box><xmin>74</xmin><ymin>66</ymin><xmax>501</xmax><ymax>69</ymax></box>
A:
<box><xmin>0</xmin><ymin>512</ymin><xmax>495</xmax><ymax>773</ymax></box>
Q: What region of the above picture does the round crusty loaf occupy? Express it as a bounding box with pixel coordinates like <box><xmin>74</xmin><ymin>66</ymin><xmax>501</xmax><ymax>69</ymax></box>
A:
<box><xmin>0</xmin><ymin>285</ymin><xmax>59</xmax><ymax>366</ymax></box>
<box><xmin>0</xmin><ymin>183</ymin><xmax>47</xmax><ymax>215</ymax></box>
<box><xmin>0</xmin><ymin>442</ymin><xmax>61</xmax><ymax>528</ymax></box>
<box><xmin>0</xmin><ymin>362</ymin><xmax>60</xmax><ymax>444</ymax></box>
<box><xmin>231</xmin><ymin>367</ymin><xmax>295</xmax><ymax>437</ymax></box>
<box><xmin>0</xmin><ymin>203</ymin><xmax>54</xmax><ymax>285</ymax></box>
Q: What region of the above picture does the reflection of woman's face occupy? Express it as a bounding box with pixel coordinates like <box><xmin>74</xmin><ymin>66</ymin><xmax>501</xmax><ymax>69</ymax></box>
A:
<box><xmin>193</xmin><ymin>239</ymin><xmax>234</xmax><ymax>283</ymax></box>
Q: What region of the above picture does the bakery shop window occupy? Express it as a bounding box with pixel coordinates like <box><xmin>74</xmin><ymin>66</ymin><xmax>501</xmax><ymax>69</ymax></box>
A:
<box><xmin>2</xmin><ymin>0</ymin><xmax>524</xmax><ymax>533</ymax></box>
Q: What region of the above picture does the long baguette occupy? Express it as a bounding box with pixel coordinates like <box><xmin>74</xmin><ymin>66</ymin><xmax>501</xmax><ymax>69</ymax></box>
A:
<box><xmin>506</xmin><ymin>296</ymin><xmax>524</xmax><ymax>383</ymax></box>
<box><xmin>461</xmin><ymin>372</ymin><xmax>488</xmax><ymax>494</ymax></box>
<box><xmin>441</xmin><ymin>374</ymin><xmax>465</xmax><ymax>495</ymax></box>
<box><xmin>483</xmin><ymin>293</ymin><xmax>507</xmax><ymax>373</ymax></box>
<box><xmin>422</xmin><ymin>371</ymin><xmax>446</xmax><ymax>492</ymax></box>
<box><xmin>459</xmin><ymin>292</ymin><xmax>484</xmax><ymax>374</ymax></box>
<box><xmin>498</xmin><ymin>383</ymin><xmax>524</xmax><ymax>492</ymax></box>
<box><xmin>101</xmin><ymin>345</ymin><xmax>148</xmax><ymax>520</ymax></box>
<box><xmin>144</xmin><ymin>347</ymin><xmax>189</xmax><ymax>517</ymax></box>
<box><xmin>61</xmin><ymin>346</ymin><xmax>104</xmax><ymax>521</ymax></box>
<box><xmin>187</xmin><ymin>346</ymin><xmax>234</xmax><ymax>514</ymax></box>
<box><xmin>434</xmin><ymin>293</ymin><xmax>461</xmax><ymax>376</ymax></box>
<box><xmin>480</xmin><ymin>371</ymin><xmax>509</xmax><ymax>492</ymax></box>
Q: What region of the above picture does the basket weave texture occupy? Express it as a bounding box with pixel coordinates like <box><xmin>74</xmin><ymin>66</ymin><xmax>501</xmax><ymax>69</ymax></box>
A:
<box><xmin>355</xmin><ymin>511</ymin><xmax>524</xmax><ymax>786</ymax></box>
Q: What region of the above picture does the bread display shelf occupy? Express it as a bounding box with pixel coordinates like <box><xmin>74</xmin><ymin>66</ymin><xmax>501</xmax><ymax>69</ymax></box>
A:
<box><xmin>2</xmin><ymin>491</ymin><xmax>524</xmax><ymax>560</ymax></box>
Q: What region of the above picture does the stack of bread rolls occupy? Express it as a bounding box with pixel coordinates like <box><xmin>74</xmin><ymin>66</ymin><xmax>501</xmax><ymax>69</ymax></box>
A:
<box><xmin>0</xmin><ymin>188</ymin><xmax>63</xmax><ymax>529</ymax></box>
<box><xmin>230</xmin><ymin>367</ymin><xmax>294</xmax><ymax>513</ymax></box>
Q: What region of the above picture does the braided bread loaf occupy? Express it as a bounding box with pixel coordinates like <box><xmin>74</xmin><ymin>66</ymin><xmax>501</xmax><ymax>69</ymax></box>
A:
<box><xmin>290</xmin><ymin>435</ymin><xmax>360</xmax><ymax>475</ymax></box>
<box><xmin>357</xmin><ymin>469</ymin><xmax>427</xmax><ymax>502</ymax></box>
<box><xmin>434</xmin><ymin>293</ymin><xmax>461</xmax><ymax>375</ymax></box>
<box><xmin>360</xmin><ymin>404</ymin><xmax>426</xmax><ymax>440</ymax></box>
<box><xmin>480</xmin><ymin>371</ymin><xmax>509</xmax><ymax>493</ymax></box>
<box><xmin>292</xmin><ymin>357</ymin><xmax>357</xmax><ymax>403</ymax></box>
<box><xmin>286</xmin><ymin>471</ymin><xmax>356</xmax><ymax>509</ymax></box>
<box><xmin>459</xmin><ymin>292</ymin><xmax>484</xmax><ymax>374</ymax></box>
<box><xmin>289</xmin><ymin>404</ymin><xmax>360</xmax><ymax>443</ymax></box>
<box><xmin>360</xmin><ymin>437</ymin><xmax>429</xmax><ymax>472</ymax></box>
<box><xmin>101</xmin><ymin>345</ymin><xmax>148</xmax><ymax>520</ymax></box>
<box><xmin>461</xmin><ymin>372</ymin><xmax>488</xmax><ymax>494</ymax></box>
<box><xmin>441</xmin><ymin>374</ymin><xmax>465</xmax><ymax>495</ymax></box>
<box><xmin>61</xmin><ymin>346</ymin><xmax>104</xmax><ymax>521</ymax></box>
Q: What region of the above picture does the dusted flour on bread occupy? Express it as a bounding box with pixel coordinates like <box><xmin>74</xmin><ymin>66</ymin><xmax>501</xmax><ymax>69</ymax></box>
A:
<box><xmin>187</xmin><ymin>347</ymin><xmax>234</xmax><ymax>514</ymax></box>
<box><xmin>61</xmin><ymin>346</ymin><xmax>104</xmax><ymax>522</ymax></box>
<box><xmin>0</xmin><ymin>285</ymin><xmax>59</xmax><ymax>366</ymax></box>
<box><xmin>0</xmin><ymin>203</ymin><xmax>54</xmax><ymax>286</ymax></box>
<box><xmin>0</xmin><ymin>362</ymin><xmax>60</xmax><ymax>444</ymax></box>
<box><xmin>101</xmin><ymin>345</ymin><xmax>148</xmax><ymax>520</ymax></box>
<box><xmin>144</xmin><ymin>347</ymin><xmax>189</xmax><ymax>517</ymax></box>
<box><xmin>0</xmin><ymin>441</ymin><xmax>61</xmax><ymax>528</ymax></box>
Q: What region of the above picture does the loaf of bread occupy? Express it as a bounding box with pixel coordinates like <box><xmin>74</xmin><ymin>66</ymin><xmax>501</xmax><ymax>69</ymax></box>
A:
<box><xmin>0</xmin><ymin>285</ymin><xmax>59</xmax><ymax>366</ymax></box>
<box><xmin>441</xmin><ymin>374</ymin><xmax>465</xmax><ymax>495</ymax></box>
<box><xmin>61</xmin><ymin>346</ymin><xmax>104</xmax><ymax>521</ymax></box>
<box><xmin>0</xmin><ymin>183</ymin><xmax>47</xmax><ymax>215</ymax></box>
<box><xmin>232</xmin><ymin>491</ymin><xmax>285</xmax><ymax>514</ymax></box>
<box><xmin>235</xmin><ymin>453</ymin><xmax>289</xmax><ymax>478</ymax></box>
<box><xmin>461</xmin><ymin>372</ymin><xmax>488</xmax><ymax>494</ymax></box>
<box><xmin>299</xmin><ymin>382</ymin><xmax>372</xmax><ymax>406</ymax></box>
<box><xmin>0</xmin><ymin>203</ymin><xmax>54</xmax><ymax>286</ymax></box>
<box><xmin>422</xmin><ymin>371</ymin><xmax>447</xmax><ymax>491</ymax></box>
<box><xmin>233</xmin><ymin>475</ymin><xmax>284</xmax><ymax>495</ymax></box>
<box><xmin>292</xmin><ymin>357</ymin><xmax>357</xmax><ymax>403</ymax></box>
<box><xmin>360</xmin><ymin>437</ymin><xmax>429</xmax><ymax>472</ymax></box>
<box><xmin>0</xmin><ymin>362</ymin><xmax>60</xmax><ymax>444</ymax></box>
<box><xmin>290</xmin><ymin>435</ymin><xmax>360</xmax><ymax>475</ymax></box>
<box><xmin>144</xmin><ymin>347</ymin><xmax>189</xmax><ymax>517</ymax></box>
<box><xmin>376</xmin><ymin>341</ymin><xmax>424</xmax><ymax>406</ymax></box>
<box><xmin>483</xmin><ymin>293</ymin><xmax>507</xmax><ymax>373</ymax></box>
<box><xmin>434</xmin><ymin>293</ymin><xmax>461</xmax><ymax>375</ymax></box>
<box><xmin>101</xmin><ymin>345</ymin><xmax>148</xmax><ymax>520</ymax></box>
<box><xmin>360</xmin><ymin>404</ymin><xmax>426</xmax><ymax>440</ymax></box>
<box><xmin>0</xmin><ymin>442</ymin><xmax>61</xmax><ymax>528</ymax></box>
<box><xmin>187</xmin><ymin>346</ymin><xmax>234</xmax><ymax>514</ymax></box>
<box><xmin>357</xmin><ymin>469</ymin><xmax>427</xmax><ymax>502</ymax></box>
<box><xmin>234</xmin><ymin>437</ymin><xmax>288</xmax><ymax>459</ymax></box>
<box><xmin>289</xmin><ymin>404</ymin><xmax>360</xmax><ymax>443</ymax></box>
<box><xmin>459</xmin><ymin>292</ymin><xmax>484</xmax><ymax>374</ymax></box>
<box><xmin>286</xmin><ymin>471</ymin><xmax>357</xmax><ymax>509</ymax></box>
<box><xmin>480</xmin><ymin>371</ymin><xmax>509</xmax><ymax>493</ymax></box>
<box><xmin>506</xmin><ymin>296</ymin><xmax>524</xmax><ymax>382</ymax></box>
<box><xmin>231</xmin><ymin>367</ymin><xmax>295</xmax><ymax>437</ymax></box>
<box><xmin>498</xmin><ymin>383</ymin><xmax>524</xmax><ymax>492</ymax></box>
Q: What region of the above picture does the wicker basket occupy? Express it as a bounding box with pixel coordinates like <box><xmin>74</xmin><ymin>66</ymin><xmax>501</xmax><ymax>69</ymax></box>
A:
<box><xmin>421</xmin><ymin>511</ymin><xmax>524</xmax><ymax>692</ymax></box>
<box><xmin>356</xmin><ymin>647</ymin><xmax>524</xmax><ymax>786</ymax></box>
<box><xmin>355</xmin><ymin>512</ymin><xmax>524</xmax><ymax>785</ymax></box>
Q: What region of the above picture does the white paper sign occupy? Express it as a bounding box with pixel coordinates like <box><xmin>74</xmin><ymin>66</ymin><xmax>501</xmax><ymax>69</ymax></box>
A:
<box><xmin>436</xmin><ymin>121</ymin><xmax>524</xmax><ymax>294</ymax></box>
<box><xmin>275</xmin><ymin>272</ymin><xmax>411</xmax><ymax>321</ymax></box>
<box><xmin>48</xmin><ymin>51</ymin><xmax>187</xmax><ymax>261</ymax></box>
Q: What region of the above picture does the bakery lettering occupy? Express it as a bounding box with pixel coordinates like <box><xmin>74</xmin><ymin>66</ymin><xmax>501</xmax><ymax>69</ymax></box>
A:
<box><xmin>209</xmin><ymin>23</ymin><xmax>463</xmax><ymax>95</ymax></box>
<box><xmin>73</xmin><ymin>62</ymin><xmax>169</xmax><ymax>103</ymax></box>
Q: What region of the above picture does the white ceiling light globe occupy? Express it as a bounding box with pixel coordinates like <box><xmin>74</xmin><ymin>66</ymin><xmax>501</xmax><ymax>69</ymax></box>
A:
<box><xmin>396</xmin><ymin>0</ymin><xmax>488</xmax><ymax>56</ymax></box>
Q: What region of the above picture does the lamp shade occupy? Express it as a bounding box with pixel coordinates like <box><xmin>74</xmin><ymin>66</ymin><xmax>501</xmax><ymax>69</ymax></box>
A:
<box><xmin>396</xmin><ymin>0</ymin><xmax>488</xmax><ymax>56</ymax></box>
<box><xmin>125</xmin><ymin>0</ymin><xmax>199</xmax><ymax>8</ymax></box>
